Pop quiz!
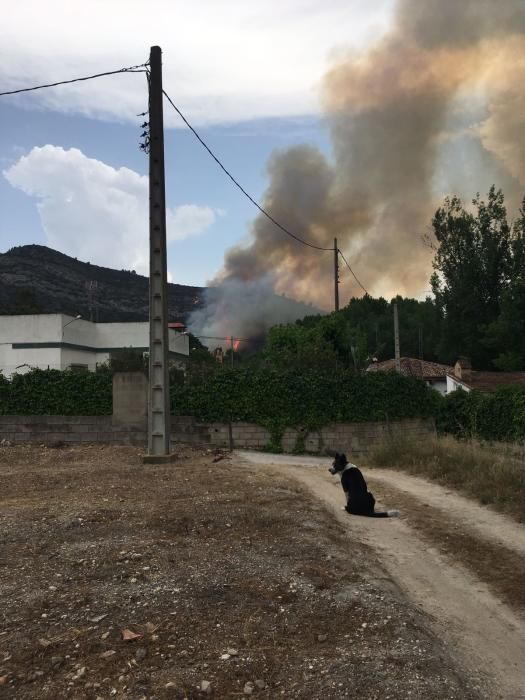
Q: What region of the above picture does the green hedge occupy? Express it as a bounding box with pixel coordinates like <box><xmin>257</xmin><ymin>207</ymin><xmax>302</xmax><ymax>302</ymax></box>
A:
<box><xmin>170</xmin><ymin>368</ymin><xmax>440</xmax><ymax>437</ymax></box>
<box><xmin>11</xmin><ymin>367</ymin><xmax>525</xmax><ymax>445</ymax></box>
<box><xmin>0</xmin><ymin>368</ymin><xmax>112</xmax><ymax>416</ymax></box>
<box><xmin>437</xmin><ymin>386</ymin><xmax>525</xmax><ymax>442</ymax></box>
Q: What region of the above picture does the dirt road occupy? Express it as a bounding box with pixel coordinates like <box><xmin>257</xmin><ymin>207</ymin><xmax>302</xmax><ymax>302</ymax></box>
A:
<box><xmin>239</xmin><ymin>451</ymin><xmax>525</xmax><ymax>700</ymax></box>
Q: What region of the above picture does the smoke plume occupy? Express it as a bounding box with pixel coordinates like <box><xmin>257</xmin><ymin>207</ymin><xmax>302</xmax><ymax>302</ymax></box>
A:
<box><xmin>188</xmin><ymin>275</ymin><xmax>320</xmax><ymax>347</ymax></box>
<box><xmin>217</xmin><ymin>0</ymin><xmax>525</xmax><ymax>309</ymax></box>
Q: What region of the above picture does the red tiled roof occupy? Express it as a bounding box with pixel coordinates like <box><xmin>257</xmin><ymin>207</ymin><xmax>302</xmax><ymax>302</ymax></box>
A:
<box><xmin>367</xmin><ymin>357</ymin><xmax>452</xmax><ymax>380</ymax></box>
<box><xmin>449</xmin><ymin>371</ymin><xmax>525</xmax><ymax>393</ymax></box>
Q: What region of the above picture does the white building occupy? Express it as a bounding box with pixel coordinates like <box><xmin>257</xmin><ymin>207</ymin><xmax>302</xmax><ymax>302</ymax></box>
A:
<box><xmin>0</xmin><ymin>314</ymin><xmax>189</xmax><ymax>376</ymax></box>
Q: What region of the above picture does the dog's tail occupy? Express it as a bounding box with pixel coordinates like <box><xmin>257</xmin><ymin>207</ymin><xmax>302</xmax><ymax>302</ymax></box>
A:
<box><xmin>371</xmin><ymin>510</ymin><xmax>400</xmax><ymax>518</ymax></box>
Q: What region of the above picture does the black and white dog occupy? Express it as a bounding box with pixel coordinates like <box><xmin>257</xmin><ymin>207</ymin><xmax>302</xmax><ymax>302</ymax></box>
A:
<box><xmin>329</xmin><ymin>452</ymin><xmax>399</xmax><ymax>518</ymax></box>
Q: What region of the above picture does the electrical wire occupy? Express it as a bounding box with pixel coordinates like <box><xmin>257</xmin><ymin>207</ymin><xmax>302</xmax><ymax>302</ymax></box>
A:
<box><xmin>0</xmin><ymin>63</ymin><xmax>148</xmax><ymax>97</ymax></box>
<box><xmin>162</xmin><ymin>89</ymin><xmax>333</xmax><ymax>252</ymax></box>
<box><xmin>2</xmin><ymin>63</ymin><xmax>372</xmax><ymax>289</ymax></box>
<box><xmin>338</xmin><ymin>249</ymin><xmax>368</xmax><ymax>295</ymax></box>
<box><xmin>187</xmin><ymin>334</ymin><xmax>251</xmax><ymax>342</ymax></box>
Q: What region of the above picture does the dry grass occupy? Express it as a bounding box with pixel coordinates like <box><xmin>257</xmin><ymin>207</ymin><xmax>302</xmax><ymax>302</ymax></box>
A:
<box><xmin>369</xmin><ymin>435</ymin><xmax>525</xmax><ymax>522</ymax></box>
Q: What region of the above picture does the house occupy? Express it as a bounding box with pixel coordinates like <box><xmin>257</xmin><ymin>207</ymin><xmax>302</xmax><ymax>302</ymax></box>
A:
<box><xmin>0</xmin><ymin>314</ymin><xmax>189</xmax><ymax>377</ymax></box>
<box><xmin>446</xmin><ymin>358</ymin><xmax>525</xmax><ymax>393</ymax></box>
<box><xmin>366</xmin><ymin>357</ymin><xmax>453</xmax><ymax>395</ymax></box>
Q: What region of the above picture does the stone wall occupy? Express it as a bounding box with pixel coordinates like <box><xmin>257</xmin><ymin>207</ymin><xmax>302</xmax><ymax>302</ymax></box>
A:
<box><xmin>0</xmin><ymin>416</ymin><xmax>146</xmax><ymax>446</ymax></box>
<box><xmin>0</xmin><ymin>415</ymin><xmax>435</xmax><ymax>454</ymax></box>
<box><xmin>170</xmin><ymin>416</ymin><xmax>436</xmax><ymax>455</ymax></box>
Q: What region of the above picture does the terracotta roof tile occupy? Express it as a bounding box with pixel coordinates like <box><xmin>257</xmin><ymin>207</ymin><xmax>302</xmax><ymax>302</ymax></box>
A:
<box><xmin>367</xmin><ymin>357</ymin><xmax>452</xmax><ymax>380</ymax></box>
<box><xmin>449</xmin><ymin>371</ymin><xmax>525</xmax><ymax>392</ymax></box>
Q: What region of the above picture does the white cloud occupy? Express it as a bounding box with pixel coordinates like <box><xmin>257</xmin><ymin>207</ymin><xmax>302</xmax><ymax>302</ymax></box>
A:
<box><xmin>167</xmin><ymin>204</ymin><xmax>216</xmax><ymax>242</ymax></box>
<box><xmin>3</xmin><ymin>145</ymin><xmax>217</xmax><ymax>273</ymax></box>
<box><xmin>0</xmin><ymin>0</ymin><xmax>394</xmax><ymax>125</ymax></box>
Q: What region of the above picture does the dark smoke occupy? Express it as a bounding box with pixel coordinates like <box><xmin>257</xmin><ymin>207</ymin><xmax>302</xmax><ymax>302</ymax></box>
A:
<box><xmin>217</xmin><ymin>0</ymin><xmax>525</xmax><ymax>309</ymax></box>
<box><xmin>188</xmin><ymin>275</ymin><xmax>321</xmax><ymax>348</ymax></box>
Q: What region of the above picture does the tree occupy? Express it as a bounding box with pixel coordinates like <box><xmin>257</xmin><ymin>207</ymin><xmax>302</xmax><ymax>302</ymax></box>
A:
<box><xmin>484</xmin><ymin>198</ymin><xmax>525</xmax><ymax>370</ymax></box>
<box><xmin>431</xmin><ymin>187</ymin><xmax>512</xmax><ymax>368</ymax></box>
<box><xmin>262</xmin><ymin>294</ymin><xmax>443</xmax><ymax>371</ymax></box>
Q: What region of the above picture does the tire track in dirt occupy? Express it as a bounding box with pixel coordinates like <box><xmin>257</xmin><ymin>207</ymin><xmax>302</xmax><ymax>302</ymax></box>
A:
<box><xmin>366</xmin><ymin>477</ymin><xmax>525</xmax><ymax>612</ymax></box>
<box><xmin>239</xmin><ymin>452</ymin><xmax>525</xmax><ymax>700</ymax></box>
<box><xmin>367</xmin><ymin>467</ymin><xmax>525</xmax><ymax>556</ymax></box>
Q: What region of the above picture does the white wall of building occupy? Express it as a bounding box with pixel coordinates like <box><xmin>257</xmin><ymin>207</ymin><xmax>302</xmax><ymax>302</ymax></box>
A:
<box><xmin>446</xmin><ymin>375</ymin><xmax>470</xmax><ymax>393</ymax></box>
<box><xmin>0</xmin><ymin>314</ymin><xmax>189</xmax><ymax>376</ymax></box>
<box><xmin>427</xmin><ymin>378</ymin><xmax>448</xmax><ymax>396</ymax></box>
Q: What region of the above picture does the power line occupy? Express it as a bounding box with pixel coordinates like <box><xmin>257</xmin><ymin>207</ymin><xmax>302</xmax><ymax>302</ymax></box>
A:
<box><xmin>338</xmin><ymin>249</ymin><xmax>368</xmax><ymax>295</ymax></box>
<box><xmin>1</xmin><ymin>61</ymin><xmax>371</xmax><ymax>287</ymax></box>
<box><xmin>162</xmin><ymin>88</ymin><xmax>333</xmax><ymax>252</ymax></box>
<box><xmin>185</xmin><ymin>334</ymin><xmax>252</xmax><ymax>342</ymax></box>
<box><xmin>0</xmin><ymin>62</ymin><xmax>148</xmax><ymax>97</ymax></box>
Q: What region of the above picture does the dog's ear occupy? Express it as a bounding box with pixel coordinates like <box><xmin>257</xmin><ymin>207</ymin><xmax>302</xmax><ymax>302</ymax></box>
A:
<box><xmin>341</xmin><ymin>453</ymin><xmax>347</xmax><ymax>463</ymax></box>
<box><xmin>334</xmin><ymin>451</ymin><xmax>339</xmax><ymax>458</ymax></box>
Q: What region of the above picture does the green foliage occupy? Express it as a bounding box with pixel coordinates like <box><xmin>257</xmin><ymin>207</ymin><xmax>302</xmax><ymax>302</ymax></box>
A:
<box><xmin>437</xmin><ymin>386</ymin><xmax>525</xmax><ymax>442</ymax></box>
<box><xmin>264</xmin><ymin>294</ymin><xmax>443</xmax><ymax>372</ymax></box>
<box><xmin>484</xmin><ymin>200</ymin><xmax>525</xmax><ymax>370</ymax></box>
<box><xmin>293</xmin><ymin>432</ymin><xmax>307</xmax><ymax>454</ymax></box>
<box><xmin>0</xmin><ymin>368</ymin><xmax>112</xmax><ymax>415</ymax></box>
<box><xmin>171</xmin><ymin>367</ymin><xmax>441</xmax><ymax>439</ymax></box>
<box><xmin>431</xmin><ymin>187</ymin><xmax>516</xmax><ymax>368</ymax></box>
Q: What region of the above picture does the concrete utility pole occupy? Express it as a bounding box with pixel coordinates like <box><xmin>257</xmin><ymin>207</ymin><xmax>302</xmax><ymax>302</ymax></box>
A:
<box><xmin>145</xmin><ymin>45</ymin><xmax>172</xmax><ymax>462</ymax></box>
<box><xmin>393</xmin><ymin>302</ymin><xmax>401</xmax><ymax>373</ymax></box>
<box><xmin>334</xmin><ymin>238</ymin><xmax>339</xmax><ymax>312</ymax></box>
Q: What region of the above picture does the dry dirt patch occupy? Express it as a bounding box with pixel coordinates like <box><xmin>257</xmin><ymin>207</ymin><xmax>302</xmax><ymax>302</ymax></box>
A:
<box><xmin>0</xmin><ymin>445</ymin><xmax>484</xmax><ymax>699</ymax></box>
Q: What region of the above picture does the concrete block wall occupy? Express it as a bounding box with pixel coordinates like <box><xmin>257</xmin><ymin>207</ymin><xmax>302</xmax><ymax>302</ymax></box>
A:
<box><xmin>169</xmin><ymin>416</ymin><xmax>435</xmax><ymax>455</ymax></box>
<box><xmin>0</xmin><ymin>416</ymin><xmax>146</xmax><ymax>446</ymax></box>
<box><xmin>0</xmin><ymin>415</ymin><xmax>435</xmax><ymax>454</ymax></box>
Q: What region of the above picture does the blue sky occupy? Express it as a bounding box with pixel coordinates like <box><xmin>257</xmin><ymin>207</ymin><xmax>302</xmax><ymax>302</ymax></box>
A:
<box><xmin>0</xmin><ymin>101</ymin><xmax>330</xmax><ymax>286</ymax></box>
<box><xmin>0</xmin><ymin>0</ymin><xmax>393</xmax><ymax>288</ymax></box>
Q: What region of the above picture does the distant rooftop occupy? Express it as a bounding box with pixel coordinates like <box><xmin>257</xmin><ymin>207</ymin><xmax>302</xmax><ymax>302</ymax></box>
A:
<box><xmin>449</xmin><ymin>369</ymin><xmax>525</xmax><ymax>392</ymax></box>
<box><xmin>367</xmin><ymin>357</ymin><xmax>452</xmax><ymax>380</ymax></box>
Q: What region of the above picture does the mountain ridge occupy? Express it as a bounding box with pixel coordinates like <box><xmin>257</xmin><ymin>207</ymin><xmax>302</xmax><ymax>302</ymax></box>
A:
<box><xmin>0</xmin><ymin>245</ymin><xmax>204</xmax><ymax>322</ymax></box>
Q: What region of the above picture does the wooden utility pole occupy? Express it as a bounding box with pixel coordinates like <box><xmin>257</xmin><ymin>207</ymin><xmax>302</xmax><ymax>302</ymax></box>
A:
<box><xmin>334</xmin><ymin>238</ymin><xmax>339</xmax><ymax>312</ymax></box>
<box><xmin>145</xmin><ymin>45</ymin><xmax>172</xmax><ymax>461</ymax></box>
<box><xmin>393</xmin><ymin>302</ymin><xmax>401</xmax><ymax>373</ymax></box>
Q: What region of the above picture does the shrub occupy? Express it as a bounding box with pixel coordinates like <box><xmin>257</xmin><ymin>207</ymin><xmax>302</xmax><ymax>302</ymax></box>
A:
<box><xmin>0</xmin><ymin>368</ymin><xmax>112</xmax><ymax>415</ymax></box>
<box><xmin>437</xmin><ymin>386</ymin><xmax>525</xmax><ymax>442</ymax></box>
<box><xmin>171</xmin><ymin>367</ymin><xmax>441</xmax><ymax>438</ymax></box>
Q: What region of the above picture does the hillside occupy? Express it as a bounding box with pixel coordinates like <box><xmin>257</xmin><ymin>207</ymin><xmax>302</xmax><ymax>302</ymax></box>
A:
<box><xmin>0</xmin><ymin>245</ymin><xmax>204</xmax><ymax>322</ymax></box>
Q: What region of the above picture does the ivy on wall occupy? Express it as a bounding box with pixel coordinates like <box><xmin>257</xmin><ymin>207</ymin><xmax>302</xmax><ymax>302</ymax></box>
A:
<box><xmin>436</xmin><ymin>385</ymin><xmax>525</xmax><ymax>442</ymax></box>
<box><xmin>0</xmin><ymin>368</ymin><xmax>112</xmax><ymax>416</ymax></box>
<box><xmin>170</xmin><ymin>367</ymin><xmax>440</xmax><ymax>440</ymax></box>
<box><xmin>4</xmin><ymin>366</ymin><xmax>524</xmax><ymax>446</ymax></box>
